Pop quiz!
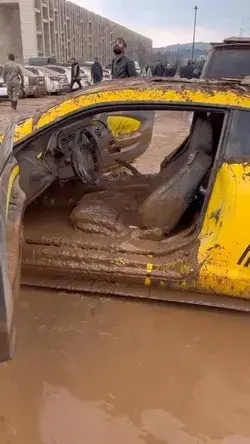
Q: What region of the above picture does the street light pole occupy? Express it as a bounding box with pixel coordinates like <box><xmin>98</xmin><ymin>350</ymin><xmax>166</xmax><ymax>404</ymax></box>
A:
<box><xmin>191</xmin><ymin>6</ymin><xmax>198</xmax><ymax>62</ymax></box>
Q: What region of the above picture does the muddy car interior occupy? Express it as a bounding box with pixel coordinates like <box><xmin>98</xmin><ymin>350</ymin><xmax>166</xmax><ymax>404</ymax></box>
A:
<box><xmin>15</xmin><ymin>106</ymin><xmax>226</xmax><ymax>290</ymax></box>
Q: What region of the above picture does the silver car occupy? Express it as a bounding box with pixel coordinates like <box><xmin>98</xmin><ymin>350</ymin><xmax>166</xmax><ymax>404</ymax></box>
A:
<box><xmin>25</xmin><ymin>66</ymin><xmax>69</xmax><ymax>94</ymax></box>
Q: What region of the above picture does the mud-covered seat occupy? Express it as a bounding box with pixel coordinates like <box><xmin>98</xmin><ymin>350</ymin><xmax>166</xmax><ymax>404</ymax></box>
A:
<box><xmin>139</xmin><ymin>114</ymin><xmax>213</xmax><ymax>234</ymax></box>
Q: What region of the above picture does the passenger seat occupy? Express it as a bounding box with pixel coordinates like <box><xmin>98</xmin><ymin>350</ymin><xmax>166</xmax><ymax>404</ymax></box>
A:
<box><xmin>139</xmin><ymin>114</ymin><xmax>213</xmax><ymax>234</ymax></box>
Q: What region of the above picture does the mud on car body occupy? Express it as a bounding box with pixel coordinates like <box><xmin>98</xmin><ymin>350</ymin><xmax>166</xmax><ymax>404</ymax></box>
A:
<box><xmin>0</xmin><ymin>78</ymin><xmax>250</xmax><ymax>362</ymax></box>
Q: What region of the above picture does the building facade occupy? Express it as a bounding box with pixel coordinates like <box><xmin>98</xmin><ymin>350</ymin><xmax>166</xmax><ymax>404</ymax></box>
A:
<box><xmin>0</xmin><ymin>0</ymin><xmax>152</xmax><ymax>66</ymax></box>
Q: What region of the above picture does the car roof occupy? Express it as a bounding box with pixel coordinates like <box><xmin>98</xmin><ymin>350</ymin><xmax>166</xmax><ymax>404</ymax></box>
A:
<box><xmin>211</xmin><ymin>36</ymin><xmax>250</xmax><ymax>48</ymax></box>
<box><xmin>26</xmin><ymin>65</ymin><xmax>61</xmax><ymax>75</ymax></box>
<box><xmin>47</xmin><ymin>65</ymin><xmax>69</xmax><ymax>70</ymax></box>
<box><xmin>3</xmin><ymin>77</ymin><xmax>250</xmax><ymax>145</ymax></box>
<box><xmin>21</xmin><ymin>66</ymin><xmax>38</xmax><ymax>77</ymax></box>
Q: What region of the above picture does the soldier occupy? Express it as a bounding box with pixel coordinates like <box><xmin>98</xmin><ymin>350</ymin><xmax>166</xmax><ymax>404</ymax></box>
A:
<box><xmin>3</xmin><ymin>53</ymin><xmax>24</xmax><ymax>110</ymax></box>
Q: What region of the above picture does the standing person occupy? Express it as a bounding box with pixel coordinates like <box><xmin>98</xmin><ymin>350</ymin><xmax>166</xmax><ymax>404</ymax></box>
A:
<box><xmin>181</xmin><ymin>60</ymin><xmax>194</xmax><ymax>79</ymax></box>
<box><xmin>111</xmin><ymin>38</ymin><xmax>137</xmax><ymax>78</ymax></box>
<box><xmin>153</xmin><ymin>60</ymin><xmax>165</xmax><ymax>77</ymax></box>
<box><xmin>91</xmin><ymin>58</ymin><xmax>103</xmax><ymax>84</ymax></box>
<box><xmin>70</xmin><ymin>58</ymin><xmax>82</xmax><ymax>91</ymax></box>
<box><xmin>142</xmin><ymin>65</ymin><xmax>152</xmax><ymax>77</ymax></box>
<box><xmin>3</xmin><ymin>53</ymin><xmax>24</xmax><ymax>110</ymax></box>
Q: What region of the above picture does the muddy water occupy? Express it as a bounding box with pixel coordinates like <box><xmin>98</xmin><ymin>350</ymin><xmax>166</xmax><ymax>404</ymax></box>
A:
<box><xmin>0</xmin><ymin>289</ymin><xmax>250</xmax><ymax>443</ymax></box>
<box><xmin>0</xmin><ymin>111</ymin><xmax>249</xmax><ymax>443</ymax></box>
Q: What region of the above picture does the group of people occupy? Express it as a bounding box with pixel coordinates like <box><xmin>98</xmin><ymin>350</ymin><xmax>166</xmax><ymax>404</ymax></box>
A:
<box><xmin>3</xmin><ymin>37</ymin><xmax>137</xmax><ymax>110</ymax></box>
<box><xmin>70</xmin><ymin>37</ymin><xmax>138</xmax><ymax>90</ymax></box>
<box><xmin>3</xmin><ymin>37</ymin><xmax>204</xmax><ymax>111</ymax></box>
<box><xmin>149</xmin><ymin>59</ymin><xmax>202</xmax><ymax>79</ymax></box>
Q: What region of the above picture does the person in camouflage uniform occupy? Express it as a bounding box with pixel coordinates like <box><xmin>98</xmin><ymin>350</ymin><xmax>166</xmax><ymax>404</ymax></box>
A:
<box><xmin>3</xmin><ymin>53</ymin><xmax>24</xmax><ymax>110</ymax></box>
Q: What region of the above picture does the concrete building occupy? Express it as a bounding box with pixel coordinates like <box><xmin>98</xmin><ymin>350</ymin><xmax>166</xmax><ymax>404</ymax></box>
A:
<box><xmin>0</xmin><ymin>0</ymin><xmax>152</xmax><ymax>66</ymax></box>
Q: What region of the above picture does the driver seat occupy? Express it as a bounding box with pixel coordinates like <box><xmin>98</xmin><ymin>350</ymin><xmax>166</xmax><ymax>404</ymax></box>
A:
<box><xmin>139</xmin><ymin>113</ymin><xmax>213</xmax><ymax>234</ymax></box>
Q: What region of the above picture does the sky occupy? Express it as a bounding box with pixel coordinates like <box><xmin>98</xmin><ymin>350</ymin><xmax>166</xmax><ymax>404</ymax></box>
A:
<box><xmin>75</xmin><ymin>0</ymin><xmax>250</xmax><ymax>46</ymax></box>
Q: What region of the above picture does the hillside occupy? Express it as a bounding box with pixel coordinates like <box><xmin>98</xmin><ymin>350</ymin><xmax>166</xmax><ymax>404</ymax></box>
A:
<box><xmin>152</xmin><ymin>42</ymin><xmax>211</xmax><ymax>63</ymax></box>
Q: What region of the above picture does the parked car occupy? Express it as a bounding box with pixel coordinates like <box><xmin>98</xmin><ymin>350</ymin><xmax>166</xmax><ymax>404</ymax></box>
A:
<box><xmin>102</xmin><ymin>68</ymin><xmax>111</xmax><ymax>81</ymax></box>
<box><xmin>79</xmin><ymin>66</ymin><xmax>92</xmax><ymax>84</ymax></box>
<box><xmin>1</xmin><ymin>78</ymin><xmax>250</xmax><ymax>362</ymax></box>
<box><xmin>26</xmin><ymin>65</ymin><xmax>69</xmax><ymax>93</ymax></box>
<box><xmin>201</xmin><ymin>36</ymin><xmax>250</xmax><ymax>80</ymax></box>
<box><xmin>25</xmin><ymin>66</ymin><xmax>60</xmax><ymax>94</ymax></box>
<box><xmin>0</xmin><ymin>65</ymin><xmax>47</xmax><ymax>98</ymax></box>
<box><xmin>134</xmin><ymin>61</ymin><xmax>141</xmax><ymax>76</ymax></box>
<box><xmin>0</xmin><ymin>72</ymin><xmax>7</xmax><ymax>98</ymax></box>
<box><xmin>46</xmin><ymin>65</ymin><xmax>90</xmax><ymax>90</ymax></box>
<box><xmin>21</xmin><ymin>66</ymin><xmax>47</xmax><ymax>97</ymax></box>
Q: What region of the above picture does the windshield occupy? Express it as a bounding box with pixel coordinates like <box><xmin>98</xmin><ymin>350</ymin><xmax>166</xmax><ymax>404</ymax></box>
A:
<box><xmin>49</xmin><ymin>66</ymin><xmax>66</xmax><ymax>74</ymax></box>
<box><xmin>204</xmin><ymin>47</ymin><xmax>250</xmax><ymax>79</ymax></box>
<box><xmin>26</xmin><ymin>67</ymin><xmax>39</xmax><ymax>75</ymax></box>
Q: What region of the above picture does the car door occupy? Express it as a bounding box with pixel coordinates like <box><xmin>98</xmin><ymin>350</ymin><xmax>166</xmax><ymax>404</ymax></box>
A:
<box><xmin>197</xmin><ymin>109</ymin><xmax>250</xmax><ymax>298</ymax></box>
<box><xmin>0</xmin><ymin>121</ymin><xmax>26</xmax><ymax>361</ymax></box>
<box><xmin>97</xmin><ymin>110</ymin><xmax>155</xmax><ymax>168</ymax></box>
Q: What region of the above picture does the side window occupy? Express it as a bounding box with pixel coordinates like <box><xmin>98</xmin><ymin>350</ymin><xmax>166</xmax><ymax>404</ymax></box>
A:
<box><xmin>225</xmin><ymin>110</ymin><xmax>250</xmax><ymax>159</ymax></box>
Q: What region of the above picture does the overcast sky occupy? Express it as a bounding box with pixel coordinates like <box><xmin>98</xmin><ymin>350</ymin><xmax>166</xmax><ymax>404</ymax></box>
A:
<box><xmin>77</xmin><ymin>0</ymin><xmax>250</xmax><ymax>46</ymax></box>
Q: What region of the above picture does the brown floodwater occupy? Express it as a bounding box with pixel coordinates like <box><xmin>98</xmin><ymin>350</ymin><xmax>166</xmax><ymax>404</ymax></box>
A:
<box><xmin>0</xmin><ymin>289</ymin><xmax>250</xmax><ymax>444</ymax></box>
<box><xmin>0</xmin><ymin>110</ymin><xmax>249</xmax><ymax>443</ymax></box>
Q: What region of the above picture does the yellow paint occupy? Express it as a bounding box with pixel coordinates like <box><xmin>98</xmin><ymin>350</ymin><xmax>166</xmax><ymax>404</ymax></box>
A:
<box><xmin>146</xmin><ymin>263</ymin><xmax>153</xmax><ymax>273</ymax></box>
<box><xmin>1</xmin><ymin>86</ymin><xmax>250</xmax><ymax>145</ymax></box>
<box><xmin>144</xmin><ymin>263</ymin><xmax>153</xmax><ymax>287</ymax></box>
<box><xmin>107</xmin><ymin>116</ymin><xmax>141</xmax><ymax>137</ymax></box>
<box><xmin>6</xmin><ymin>165</ymin><xmax>20</xmax><ymax>219</ymax></box>
<box><xmin>198</xmin><ymin>162</ymin><xmax>250</xmax><ymax>298</ymax></box>
<box><xmin>37</xmin><ymin>152</ymin><xmax>42</xmax><ymax>159</ymax></box>
<box><xmin>144</xmin><ymin>277</ymin><xmax>151</xmax><ymax>287</ymax></box>
<box><xmin>35</xmin><ymin>89</ymin><xmax>250</xmax><ymax>131</ymax></box>
<box><xmin>0</xmin><ymin>118</ymin><xmax>33</xmax><ymax>144</ymax></box>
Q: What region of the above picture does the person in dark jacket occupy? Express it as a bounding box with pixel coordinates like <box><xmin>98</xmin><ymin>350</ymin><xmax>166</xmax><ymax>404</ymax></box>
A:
<box><xmin>153</xmin><ymin>60</ymin><xmax>165</xmax><ymax>77</ymax></box>
<box><xmin>111</xmin><ymin>38</ymin><xmax>137</xmax><ymax>78</ymax></box>
<box><xmin>91</xmin><ymin>58</ymin><xmax>103</xmax><ymax>83</ymax></box>
<box><xmin>181</xmin><ymin>60</ymin><xmax>195</xmax><ymax>79</ymax></box>
<box><xmin>70</xmin><ymin>58</ymin><xmax>82</xmax><ymax>91</ymax></box>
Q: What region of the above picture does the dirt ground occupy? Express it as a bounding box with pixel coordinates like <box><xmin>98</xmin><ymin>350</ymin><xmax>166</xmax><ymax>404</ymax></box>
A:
<box><xmin>0</xmin><ymin>96</ymin><xmax>250</xmax><ymax>444</ymax></box>
<box><xmin>0</xmin><ymin>96</ymin><xmax>60</xmax><ymax>133</ymax></box>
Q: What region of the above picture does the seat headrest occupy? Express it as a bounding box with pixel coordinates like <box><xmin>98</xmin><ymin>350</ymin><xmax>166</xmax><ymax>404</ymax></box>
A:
<box><xmin>189</xmin><ymin>116</ymin><xmax>213</xmax><ymax>155</ymax></box>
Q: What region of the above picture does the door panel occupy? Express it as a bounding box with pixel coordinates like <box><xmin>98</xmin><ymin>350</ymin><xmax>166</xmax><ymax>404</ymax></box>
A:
<box><xmin>198</xmin><ymin>162</ymin><xmax>250</xmax><ymax>298</ymax></box>
<box><xmin>0</xmin><ymin>123</ymin><xmax>25</xmax><ymax>361</ymax></box>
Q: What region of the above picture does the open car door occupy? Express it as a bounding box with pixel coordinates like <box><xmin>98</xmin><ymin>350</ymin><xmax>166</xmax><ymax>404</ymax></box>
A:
<box><xmin>97</xmin><ymin>110</ymin><xmax>155</xmax><ymax>167</ymax></box>
<box><xmin>0</xmin><ymin>121</ymin><xmax>25</xmax><ymax>362</ymax></box>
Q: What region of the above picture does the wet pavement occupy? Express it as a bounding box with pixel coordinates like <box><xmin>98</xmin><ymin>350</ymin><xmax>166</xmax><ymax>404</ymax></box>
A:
<box><xmin>1</xmin><ymin>289</ymin><xmax>250</xmax><ymax>444</ymax></box>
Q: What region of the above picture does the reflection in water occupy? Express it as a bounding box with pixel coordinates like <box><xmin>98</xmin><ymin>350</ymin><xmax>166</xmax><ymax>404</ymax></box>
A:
<box><xmin>0</xmin><ymin>288</ymin><xmax>250</xmax><ymax>443</ymax></box>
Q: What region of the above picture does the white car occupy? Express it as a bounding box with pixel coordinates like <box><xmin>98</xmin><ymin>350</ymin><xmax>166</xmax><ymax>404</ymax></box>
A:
<box><xmin>25</xmin><ymin>66</ymin><xmax>61</xmax><ymax>94</ymax></box>
<box><xmin>134</xmin><ymin>61</ymin><xmax>141</xmax><ymax>76</ymax></box>
<box><xmin>0</xmin><ymin>66</ymin><xmax>47</xmax><ymax>98</ymax></box>
<box><xmin>47</xmin><ymin>65</ymin><xmax>90</xmax><ymax>90</ymax></box>
<box><xmin>103</xmin><ymin>68</ymin><xmax>111</xmax><ymax>80</ymax></box>
<box><xmin>80</xmin><ymin>64</ymin><xmax>111</xmax><ymax>83</ymax></box>
<box><xmin>80</xmin><ymin>66</ymin><xmax>92</xmax><ymax>84</ymax></box>
<box><xmin>0</xmin><ymin>76</ymin><xmax>7</xmax><ymax>97</ymax></box>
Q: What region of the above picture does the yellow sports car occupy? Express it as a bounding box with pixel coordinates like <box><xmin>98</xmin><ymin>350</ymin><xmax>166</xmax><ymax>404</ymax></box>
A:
<box><xmin>1</xmin><ymin>78</ymin><xmax>250</xmax><ymax>362</ymax></box>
